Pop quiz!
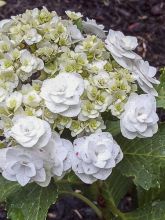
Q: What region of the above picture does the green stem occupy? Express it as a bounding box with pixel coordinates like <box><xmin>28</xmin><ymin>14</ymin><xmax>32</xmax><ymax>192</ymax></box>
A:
<box><xmin>107</xmin><ymin>200</ymin><xmax>126</xmax><ymax>220</ymax></box>
<box><xmin>60</xmin><ymin>191</ymin><xmax>103</xmax><ymax>219</ymax></box>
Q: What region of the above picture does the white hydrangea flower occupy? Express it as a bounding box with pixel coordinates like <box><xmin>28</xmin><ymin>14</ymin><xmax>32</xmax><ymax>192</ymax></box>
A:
<box><xmin>24</xmin><ymin>28</ymin><xmax>42</xmax><ymax>45</ymax></box>
<box><xmin>105</xmin><ymin>29</ymin><xmax>140</xmax><ymax>69</ymax></box>
<box><xmin>44</xmin><ymin>132</ymin><xmax>73</xmax><ymax>178</ymax></box>
<box><xmin>72</xmin><ymin>132</ymin><xmax>123</xmax><ymax>184</ymax></box>
<box><xmin>83</xmin><ymin>18</ymin><xmax>106</xmax><ymax>39</ymax></box>
<box><xmin>65</xmin><ymin>11</ymin><xmax>83</xmax><ymax>20</ymax></box>
<box><xmin>6</xmin><ymin>91</ymin><xmax>22</xmax><ymax>111</ymax></box>
<box><xmin>92</xmin><ymin>71</ymin><xmax>112</xmax><ymax>89</ymax></box>
<box><xmin>0</xmin><ymin>19</ymin><xmax>11</xmax><ymax>30</ymax></box>
<box><xmin>68</xmin><ymin>24</ymin><xmax>84</xmax><ymax>41</ymax></box>
<box><xmin>84</xmin><ymin>117</ymin><xmax>106</xmax><ymax>133</ymax></box>
<box><xmin>0</xmin><ymin>36</ymin><xmax>12</xmax><ymax>53</ymax></box>
<box><xmin>19</xmin><ymin>49</ymin><xmax>44</xmax><ymax>73</ymax></box>
<box><xmin>87</xmin><ymin>60</ymin><xmax>107</xmax><ymax>73</ymax></box>
<box><xmin>0</xmin><ymin>56</ymin><xmax>14</xmax><ymax>74</ymax></box>
<box><xmin>78</xmin><ymin>100</ymin><xmax>99</xmax><ymax>121</ymax></box>
<box><xmin>1</xmin><ymin>147</ymin><xmax>48</xmax><ymax>186</ymax></box>
<box><xmin>11</xmin><ymin>116</ymin><xmax>51</xmax><ymax>148</ymax></box>
<box><xmin>120</xmin><ymin>93</ymin><xmax>159</xmax><ymax>139</ymax></box>
<box><xmin>132</xmin><ymin>60</ymin><xmax>159</xmax><ymax>96</ymax></box>
<box><xmin>40</xmin><ymin>73</ymin><xmax>84</xmax><ymax>117</ymax></box>
<box><xmin>23</xmin><ymin>89</ymin><xmax>41</xmax><ymax>107</ymax></box>
<box><xmin>0</xmin><ymin>87</ymin><xmax>7</xmax><ymax>102</ymax></box>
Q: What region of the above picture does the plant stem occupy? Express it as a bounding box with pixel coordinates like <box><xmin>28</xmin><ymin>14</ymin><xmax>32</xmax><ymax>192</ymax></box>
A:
<box><xmin>60</xmin><ymin>190</ymin><xmax>103</xmax><ymax>219</ymax></box>
<box><xmin>107</xmin><ymin>200</ymin><xmax>126</xmax><ymax>220</ymax></box>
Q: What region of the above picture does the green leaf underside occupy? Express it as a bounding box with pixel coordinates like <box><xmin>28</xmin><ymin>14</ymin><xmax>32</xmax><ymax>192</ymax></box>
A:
<box><xmin>116</xmin><ymin>124</ymin><xmax>165</xmax><ymax>190</ymax></box>
<box><xmin>7</xmin><ymin>182</ymin><xmax>58</xmax><ymax>220</ymax></box>
<box><xmin>123</xmin><ymin>201</ymin><xmax>165</xmax><ymax>220</ymax></box>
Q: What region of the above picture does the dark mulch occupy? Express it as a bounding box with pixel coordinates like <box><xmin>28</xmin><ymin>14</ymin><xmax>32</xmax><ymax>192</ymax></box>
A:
<box><xmin>0</xmin><ymin>0</ymin><xmax>165</xmax><ymax>219</ymax></box>
<box><xmin>1</xmin><ymin>0</ymin><xmax>165</xmax><ymax>68</ymax></box>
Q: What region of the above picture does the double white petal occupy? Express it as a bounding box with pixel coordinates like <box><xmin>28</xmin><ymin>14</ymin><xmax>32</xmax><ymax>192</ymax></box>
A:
<box><xmin>72</xmin><ymin>132</ymin><xmax>123</xmax><ymax>184</ymax></box>
<box><xmin>120</xmin><ymin>93</ymin><xmax>159</xmax><ymax>139</ymax></box>
<box><xmin>40</xmin><ymin>72</ymin><xmax>84</xmax><ymax>117</ymax></box>
<box><xmin>11</xmin><ymin>116</ymin><xmax>51</xmax><ymax>148</ymax></box>
<box><xmin>83</xmin><ymin>18</ymin><xmax>106</xmax><ymax>39</ymax></box>
<box><xmin>132</xmin><ymin>60</ymin><xmax>159</xmax><ymax>96</ymax></box>
<box><xmin>105</xmin><ymin>29</ymin><xmax>140</xmax><ymax>68</ymax></box>
<box><xmin>105</xmin><ymin>29</ymin><xmax>159</xmax><ymax>96</ymax></box>
<box><xmin>44</xmin><ymin>132</ymin><xmax>73</xmax><ymax>178</ymax></box>
<box><xmin>1</xmin><ymin>147</ymin><xmax>47</xmax><ymax>186</ymax></box>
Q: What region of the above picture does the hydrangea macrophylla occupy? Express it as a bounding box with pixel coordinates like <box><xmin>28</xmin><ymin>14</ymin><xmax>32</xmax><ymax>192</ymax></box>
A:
<box><xmin>0</xmin><ymin>87</ymin><xmax>7</xmax><ymax>102</ymax></box>
<box><xmin>83</xmin><ymin>18</ymin><xmax>106</xmax><ymax>39</ymax></box>
<box><xmin>132</xmin><ymin>60</ymin><xmax>159</xmax><ymax>96</ymax></box>
<box><xmin>10</xmin><ymin>116</ymin><xmax>51</xmax><ymax>148</ymax></box>
<box><xmin>43</xmin><ymin>132</ymin><xmax>73</xmax><ymax>178</ymax></box>
<box><xmin>23</xmin><ymin>28</ymin><xmax>42</xmax><ymax>45</ymax></box>
<box><xmin>105</xmin><ymin>29</ymin><xmax>140</xmax><ymax>69</ymax></box>
<box><xmin>40</xmin><ymin>72</ymin><xmax>84</xmax><ymax>117</ymax></box>
<box><xmin>0</xmin><ymin>8</ymin><xmax>160</xmax><ymax>187</ymax></box>
<box><xmin>19</xmin><ymin>49</ymin><xmax>44</xmax><ymax>78</ymax></box>
<box><xmin>6</xmin><ymin>91</ymin><xmax>22</xmax><ymax>111</ymax></box>
<box><xmin>105</xmin><ymin>29</ymin><xmax>159</xmax><ymax>96</ymax></box>
<box><xmin>72</xmin><ymin>132</ymin><xmax>123</xmax><ymax>184</ymax></box>
<box><xmin>0</xmin><ymin>147</ymin><xmax>47</xmax><ymax>186</ymax></box>
<box><xmin>120</xmin><ymin>93</ymin><xmax>159</xmax><ymax>139</ymax></box>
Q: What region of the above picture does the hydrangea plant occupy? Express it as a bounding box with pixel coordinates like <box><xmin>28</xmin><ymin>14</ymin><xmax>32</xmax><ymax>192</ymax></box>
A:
<box><xmin>0</xmin><ymin>7</ymin><xmax>164</xmax><ymax>220</ymax></box>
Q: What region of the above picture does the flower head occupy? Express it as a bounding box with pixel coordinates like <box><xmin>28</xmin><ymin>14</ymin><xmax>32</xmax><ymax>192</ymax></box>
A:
<box><xmin>72</xmin><ymin>132</ymin><xmax>123</xmax><ymax>184</ymax></box>
<box><xmin>40</xmin><ymin>72</ymin><xmax>84</xmax><ymax>117</ymax></box>
<box><xmin>11</xmin><ymin>116</ymin><xmax>51</xmax><ymax>148</ymax></box>
<box><xmin>120</xmin><ymin>93</ymin><xmax>159</xmax><ymax>139</ymax></box>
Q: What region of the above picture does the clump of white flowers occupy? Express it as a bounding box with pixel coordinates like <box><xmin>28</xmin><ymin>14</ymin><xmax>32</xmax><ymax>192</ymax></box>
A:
<box><xmin>0</xmin><ymin>8</ymin><xmax>159</xmax><ymax>186</ymax></box>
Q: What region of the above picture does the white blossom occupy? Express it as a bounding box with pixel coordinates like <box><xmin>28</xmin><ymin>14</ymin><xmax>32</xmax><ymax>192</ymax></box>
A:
<box><xmin>24</xmin><ymin>28</ymin><xmax>42</xmax><ymax>45</ymax></box>
<box><xmin>19</xmin><ymin>49</ymin><xmax>44</xmax><ymax>74</ymax></box>
<box><xmin>105</xmin><ymin>29</ymin><xmax>140</xmax><ymax>69</ymax></box>
<box><xmin>1</xmin><ymin>147</ymin><xmax>48</xmax><ymax>186</ymax></box>
<box><xmin>11</xmin><ymin>116</ymin><xmax>51</xmax><ymax>148</ymax></box>
<box><xmin>65</xmin><ymin>11</ymin><xmax>83</xmax><ymax>20</ymax></box>
<box><xmin>92</xmin><ymin>71</ymin><xmax>112</xmax><ymax>89</ymax></box>
<box><xmin>44</xmin><ymin>132</ymin><xmax>73</xmax><ymax>178</ymax></box>
<box><xmin>83</xmin><ymin>18</ymin><xmax>106</xmax><ymax>39</ymax></box>
<box><xmin>6</xmin><ymin>91</ymin><xmax>22</xmax><ymax>111</ymax></box>
<box><xmin>40</xmin><ymin>73</ymin><xmax>84</xmax><ymax>117</ymax></box>
<box><xmin>68</xmin><ymin>24</ymin><xmax>84</xmax><ymax>41</ymax></box>
<box><xmin>0</xmin><ymin>19</ymin><xmax>11</xmax><ymax>30</ymax></box>
<box><xmin>132</xmin><ymin>60</ymin><xmax>159</xmax><ymax>96</ymax></box>
<box><xmin>120</xmin><ymin>93</ymin><xmax>159</xmax><ymax>139</ymax></box>
<box><xmin>23</xmin><ymin>89</ymin><xmax>41</xmax><ymax>107</ymax></box>
<box><xmin>0</xmin><ymin>87</ymin><xmax>7</xmax><ymax>102</ymax></box>
<box><xmin>72</xmin><ymin>132</ymin><xmax>123</xmax><ymax>184</ymax></box>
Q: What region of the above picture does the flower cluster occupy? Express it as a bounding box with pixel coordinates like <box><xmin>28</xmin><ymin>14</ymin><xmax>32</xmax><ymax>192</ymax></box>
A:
<box><xmin>0</xmin><ymin>8</ymin><xmax>159</xmax><ymax>186</ymax></box>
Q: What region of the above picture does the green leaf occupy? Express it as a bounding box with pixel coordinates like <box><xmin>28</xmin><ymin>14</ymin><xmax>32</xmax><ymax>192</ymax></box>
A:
<box><xmin>0</xmin><ymin>176</ymin><xmax>20</xmax><ymax>202</ymax></box>
<box><xmin>117</xmin><ymin>124</ymin><xmax>165</xmax><ymax>190</ymax></box>
<box><xmin>106</xmin><ymin>120</ymin><xmax>120</xmax><ymax>136</ymax></box>
<box><xmin>123</xmin><ymin>201</ymin><xmax>165</xmax><ymax>220</ymax></box>
<box><xmin>102</xmin><ymin>169</ymin><xmax>132</xmax><ymax>207</ymax></box>
<box><xmin>137</xmin><ymin>168</ymin><xmax>165</xmax><ymax>207</ymax></box>
<box><xmin>74</xmin><ymin>18</ymin><xmax>83</xmax><ymax>32</ymax></box>
<box><xmin>100</xmin><ymin>170</ymin><xmax>132</xmax><ymax>220</ymax></box>
<box><xmin>156</xmin><ymin>68</ymin><xmax>165</xmax><ymax>109</ymax></box>
<box><xmin>7</xmin><ymin>182</ymin><xmax>58</xmax><ymax>220</ymax></box>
